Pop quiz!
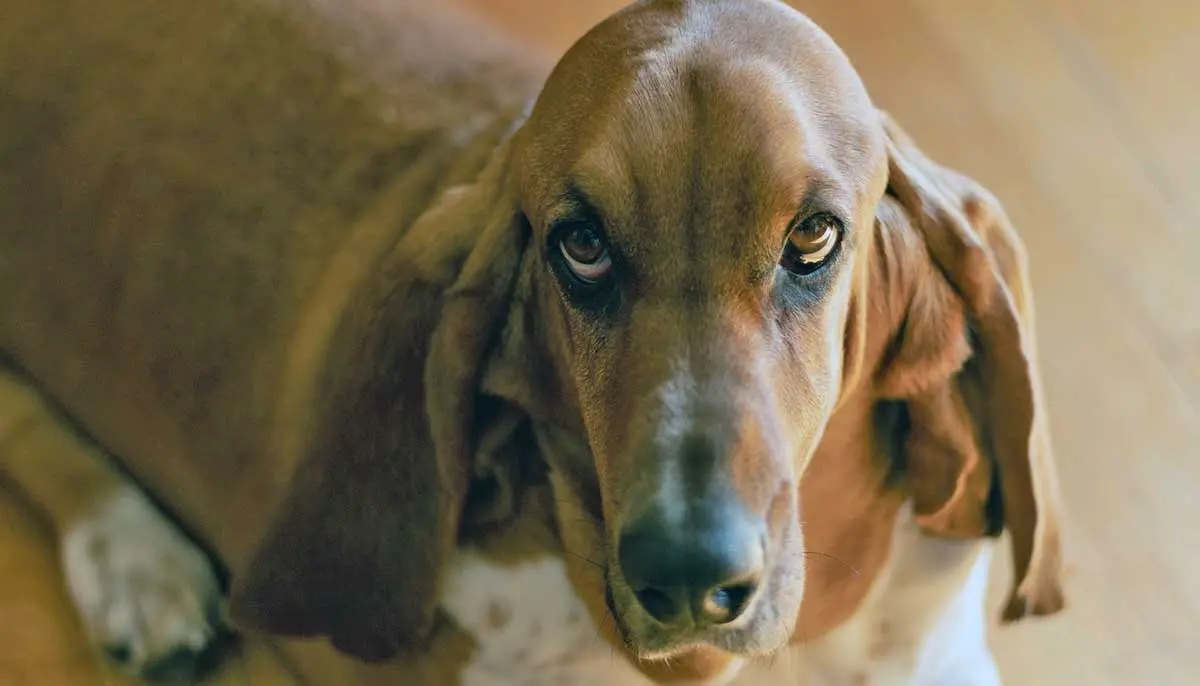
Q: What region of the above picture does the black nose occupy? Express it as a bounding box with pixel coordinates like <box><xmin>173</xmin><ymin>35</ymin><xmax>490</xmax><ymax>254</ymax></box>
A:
<box><xmin>617</xmin><ymin>502</ymin><xmax>765</xmax><ymax>628</ymax></box>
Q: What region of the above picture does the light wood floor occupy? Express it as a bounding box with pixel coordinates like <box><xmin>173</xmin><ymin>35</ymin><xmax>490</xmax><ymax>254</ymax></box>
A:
<box><xmin>2</xmin><ymin>1</ymin><xmax>1196</xmax><ymax>684</ymax></box>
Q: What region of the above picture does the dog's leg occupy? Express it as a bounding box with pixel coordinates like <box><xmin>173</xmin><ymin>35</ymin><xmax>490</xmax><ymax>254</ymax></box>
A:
<box><xmin>0</xmin><ymin>369</ymin><xmax>225</xmax><ymax>682</ymax></box>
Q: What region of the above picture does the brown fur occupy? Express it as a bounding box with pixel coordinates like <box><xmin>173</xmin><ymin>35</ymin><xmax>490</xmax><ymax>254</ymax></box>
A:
<box><xmin>0</xmin><ymin>0</ymin><xmax>1064</xmax><ymax>681</ymax></box>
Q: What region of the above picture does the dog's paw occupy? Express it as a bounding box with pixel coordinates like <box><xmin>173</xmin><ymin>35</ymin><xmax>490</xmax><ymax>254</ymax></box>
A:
<box><xmin>61</xmin><ymin>488</ymin><xmax>225</xmax><ymax>682</ymax></box>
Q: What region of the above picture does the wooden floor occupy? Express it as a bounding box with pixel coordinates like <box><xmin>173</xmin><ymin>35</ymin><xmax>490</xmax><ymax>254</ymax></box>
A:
<box><xmin>2</xmin><ymin>0</ymin><xmax>1197</xmax><ymax>684</ymax></box>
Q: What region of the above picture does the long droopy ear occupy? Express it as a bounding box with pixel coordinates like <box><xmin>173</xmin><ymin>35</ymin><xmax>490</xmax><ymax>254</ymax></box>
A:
<box><xmin>873</xmin><ymin>111</ymin><xmax>1065</xmax><ymax>623</ymax></box>
<box><xmin>226</xmin><ymin>142</ymin><xmax>530</xmax><ymax>660</ymax></box>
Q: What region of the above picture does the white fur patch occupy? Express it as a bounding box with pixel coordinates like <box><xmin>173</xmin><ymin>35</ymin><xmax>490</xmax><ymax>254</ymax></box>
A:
<box><xmin>441</xmin><ymin>550</ymin><xmax>653</xmax><ymax>686</ymax></box>
<box><xmin>61</xmin><ymin>488</ymin><xmax>222</xmax><ymax>674</ymax></box>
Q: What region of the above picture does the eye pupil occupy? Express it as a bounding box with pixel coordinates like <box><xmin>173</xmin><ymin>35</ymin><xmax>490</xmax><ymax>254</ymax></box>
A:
<box><xmin>781</xmin><ymin>215</ymin><xmax>841</xmax><ymax>275</ymax></box>
<box><xmin>555</xmin><ymin>221</ymin><xmax>614</xmax><ymax>285</ymax></box>
<box><xmin>791</xmin><ymin>225</ymin><xmax>832</xmax><ymax>259</ymax></box>
<box><xmin>563</xmin><ymin>227</ymin><xmax>605</xmax><ymax>264</ymax></box>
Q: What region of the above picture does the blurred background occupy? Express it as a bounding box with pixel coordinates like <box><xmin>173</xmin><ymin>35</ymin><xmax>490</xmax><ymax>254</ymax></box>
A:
<box><xmin>2</xmin><ymin>0</ymin><xmax>1196</xmax><ymax>684</ymax></box>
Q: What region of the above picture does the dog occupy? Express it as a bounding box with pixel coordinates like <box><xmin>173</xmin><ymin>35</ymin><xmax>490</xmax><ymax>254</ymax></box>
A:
<box><xmin>0</xmin><ymin>0</ymin><xmax>1066</xmax><ymax>683</ymax></box>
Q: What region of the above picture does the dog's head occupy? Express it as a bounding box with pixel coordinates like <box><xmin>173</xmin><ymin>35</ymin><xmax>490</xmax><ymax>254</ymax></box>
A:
<box><xmin>503</xmin><ymin>0</ymin><xmax>886</xmax><ymax>660</ymax></box>
<box><xmin>227</xmin><ymin>0</ymin><xmax>1064</xmax><ymax>670</ymax></box>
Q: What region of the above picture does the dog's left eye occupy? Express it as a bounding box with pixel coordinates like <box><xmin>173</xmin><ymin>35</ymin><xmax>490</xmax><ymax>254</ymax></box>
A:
<box><xmin>558</xmin><ymin>222</ymin><xmax>613</xmax><ymax>283</ymax></box>
<box><xmin>780</xmin><ymin>214</ymin><xmax>841</xmax><ymax>275</ymax></box>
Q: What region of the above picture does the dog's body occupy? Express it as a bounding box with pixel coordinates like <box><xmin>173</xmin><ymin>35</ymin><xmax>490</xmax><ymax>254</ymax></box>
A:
<box><xmin>0</xmin><ymin>0</ymin><xmax>540</xmax><ymax>571</ymax></box>
<box><xmin>0</xmin><ymin>0</ymin><xmax>1063</xmax><ymax>684</ymax></box>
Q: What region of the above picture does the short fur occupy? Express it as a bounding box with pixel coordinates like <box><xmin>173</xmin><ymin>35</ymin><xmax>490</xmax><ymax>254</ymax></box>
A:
<box><xmin>0</xmin><ymin>0</ymin><xmax>1065</xmax><ymax>683</ymax></box>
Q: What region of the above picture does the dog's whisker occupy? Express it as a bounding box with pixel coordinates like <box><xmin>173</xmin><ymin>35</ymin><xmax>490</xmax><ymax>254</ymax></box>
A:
<box><xmin>801</xmin><ymin>550</ymin><xmax>860</xmax><ymax>576</ymax></box>
<box><xmin>559</xmin><ymin>547</ymin><xmax>606</xmax><ymax>571</ymax></box>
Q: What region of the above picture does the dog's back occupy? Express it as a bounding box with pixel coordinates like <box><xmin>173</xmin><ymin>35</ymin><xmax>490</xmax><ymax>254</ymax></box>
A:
<box><xmin>0</xmin><ymin>0</ymin><xmax>543</xmax><ymax>562</ymax></box>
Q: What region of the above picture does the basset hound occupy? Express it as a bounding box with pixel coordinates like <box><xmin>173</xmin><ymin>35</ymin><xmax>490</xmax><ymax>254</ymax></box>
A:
<box><xmin>0</xmin><ymin>0</ymin><xmax>1066</xmax><ymax>683</ymax></box>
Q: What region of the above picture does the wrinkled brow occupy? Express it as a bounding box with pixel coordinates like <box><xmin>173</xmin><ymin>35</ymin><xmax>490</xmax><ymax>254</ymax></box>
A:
<box><xmin>543</xmin><ymin>181</ymin><xmax>609</xmax><ymax>228</ymax></box>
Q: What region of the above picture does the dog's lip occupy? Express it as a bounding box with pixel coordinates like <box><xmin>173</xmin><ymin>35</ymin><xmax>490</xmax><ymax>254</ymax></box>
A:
<box><xmin>631</xmin><ymin>642</ymin><xmax>705</xmax><ymax>662</ymax></box>
<box><xmin>619</xmin><ymin>624</ymin><xmax>782</xmax><ymax>661</ymax></box>
<box><xmin>603</xmin><ymin>582</ymin><xmax>619</xmax><ymax>623</ymax></box>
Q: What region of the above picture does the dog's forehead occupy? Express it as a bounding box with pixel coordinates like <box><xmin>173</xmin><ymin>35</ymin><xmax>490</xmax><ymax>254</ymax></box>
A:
<box><xmin>517</xmin><ymin>0</ymin><xmax>883</xmax><ymax>216</ymax></box>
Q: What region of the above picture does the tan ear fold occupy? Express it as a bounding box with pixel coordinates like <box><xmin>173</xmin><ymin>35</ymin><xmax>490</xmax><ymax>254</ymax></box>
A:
<box><xmin>873</xmin><ymin>196</ymin><xmax>994</xmax><ymax>538</ymax></box>
<box><xmin>226</xmin><ymin>147</ymin><xmax>530</xmax><ymax>660</ymax></box>
<box><xmin>875</xmin><ymin>111</ymin><xmax>1065</xmax><ymax>622</ymax></box>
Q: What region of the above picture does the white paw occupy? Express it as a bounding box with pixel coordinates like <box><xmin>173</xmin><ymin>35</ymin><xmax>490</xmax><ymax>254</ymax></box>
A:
<box><xmin>61</xmin><ymin>489</ymin><xmax>225</xmax><ymax>681</ymax></box>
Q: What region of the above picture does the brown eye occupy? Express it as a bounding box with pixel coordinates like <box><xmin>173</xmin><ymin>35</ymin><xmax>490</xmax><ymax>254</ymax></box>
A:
<box><xmin>558</xmin><ymin>223</ymin><xmax>612</xmax><ymax>283</ymax></box>
<box><xmin>781</xmin><ymin>214</ymin><xmax>841</xmax><ymax>275</ymax></box>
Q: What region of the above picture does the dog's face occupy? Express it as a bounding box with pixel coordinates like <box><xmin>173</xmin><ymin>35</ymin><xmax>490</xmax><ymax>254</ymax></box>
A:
<box><xmin>511</xmin><ymin>0</ymin><xmax>886</xmax><ymax>659</ymax></box>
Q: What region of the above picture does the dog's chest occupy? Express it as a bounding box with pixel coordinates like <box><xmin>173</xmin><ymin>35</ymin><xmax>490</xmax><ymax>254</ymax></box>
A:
<box><xmin>440</xmin><ymin>550</ymin><xmax>653</xmax><ymax>686</ymax></box>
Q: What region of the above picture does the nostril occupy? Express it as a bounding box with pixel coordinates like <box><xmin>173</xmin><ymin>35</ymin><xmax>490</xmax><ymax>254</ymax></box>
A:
<box><xmin>700</xmin><ymin>581</ymin><xmax>757</xmax><ymax>625</ymax></box>
<box><xmin>634</xmin><ymin>587</ymin><xmax>682</xmax><ymax>623</ymax></box>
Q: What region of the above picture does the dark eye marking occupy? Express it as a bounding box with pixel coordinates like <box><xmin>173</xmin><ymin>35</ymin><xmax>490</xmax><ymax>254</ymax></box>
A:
<box><xmin>544</xmin><ymin>188</ymin><xmax>620</xmax><ymax>313</ymax></box>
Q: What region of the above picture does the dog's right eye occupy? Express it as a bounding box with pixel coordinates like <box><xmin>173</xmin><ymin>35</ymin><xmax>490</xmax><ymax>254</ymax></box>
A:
<box><xmin>557</xmin><ymin>222</ymin><xmax>613</xmax><ymax>283</ymax></box>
